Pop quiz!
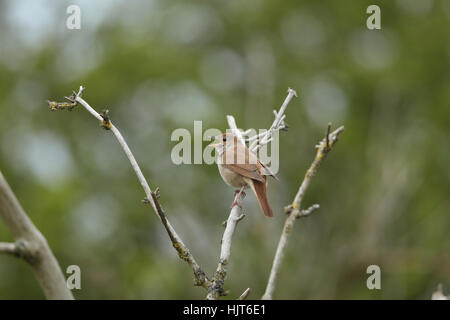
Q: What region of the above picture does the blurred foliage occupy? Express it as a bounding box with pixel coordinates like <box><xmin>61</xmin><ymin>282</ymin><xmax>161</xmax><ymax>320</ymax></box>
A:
<box><xmin>0</xmin><ymin>0</ymin><xmax>449</xmax><ymax>299</ymax></box>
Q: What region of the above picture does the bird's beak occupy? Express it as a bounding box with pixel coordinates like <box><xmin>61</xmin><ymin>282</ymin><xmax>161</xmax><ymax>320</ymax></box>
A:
<box><xmin>208</xmin><ymin>136</ymin><xmax>220</xmax><ymax>147</ymax></box>
<box><xmin>209</xmin><ymin>142</ymin><xmax>220</xmax><ymax>147</ymax></box>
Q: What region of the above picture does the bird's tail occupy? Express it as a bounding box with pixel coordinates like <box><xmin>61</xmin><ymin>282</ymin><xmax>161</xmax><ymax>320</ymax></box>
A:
<box><xmin>249</xmin><ymin>179</ymin><xmax>273</xmax><ymax>217</ymax></box>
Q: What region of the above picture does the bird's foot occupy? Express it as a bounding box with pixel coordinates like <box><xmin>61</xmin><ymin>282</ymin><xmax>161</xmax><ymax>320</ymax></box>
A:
<box><xmin>233</xmin><ymin>189</ymin><xmax>246</xmax><ymax>197</ymax></box>
<box><xmin>231</xmin><ymin>187</ymin><xmax>246</xmax><ymax>209</ymax></box>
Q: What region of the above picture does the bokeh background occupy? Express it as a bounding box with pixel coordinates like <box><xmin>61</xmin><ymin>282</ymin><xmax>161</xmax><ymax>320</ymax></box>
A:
<box><xmin>0</xmin><ymin>0</ymin><xmax>449</xmax><ymax>299</ymax></box>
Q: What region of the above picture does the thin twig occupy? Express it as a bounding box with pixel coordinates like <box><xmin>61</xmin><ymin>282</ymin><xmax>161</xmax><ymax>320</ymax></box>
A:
<box><xmin>325</xmin><ymin>123</ymin><xmax>331</xmax><ymax>149</ymax></box>
<box><xmin>149</xmin><ymin>189</ymin><xmax>209</xmax><ymax>288</ymax></box>
<box><xmin>262</xmin><ymin>124</ymin><xmax>344</xmax><ymax>300</ymax></box>
<box><xmin>49</xmin><ymin>86</ymin><xmax>209</xmax><ymax>289</ymax></box>
<box><xmin>237</xmin><ymin>288</ymin><xmax>251</xmax><ymax>300</ymax></box>
<box><xmin>297</xmin><ymin>203</ymin><xmax>320</xmax><ymax>218</ymax></box>
<box><xmin>249</xmin><ymin>87</ymin><xmax>297</xmax><ymax>152</ymax></box>
<box><xmin>227</xmin><ymin>87</ymin><xmax>297</xmax><ymax>153</ymax></box>
<box><xmin>0</xmin><ymin>242</ymin><xmax>17</xmax><ymax>255</ymax></box>
<box><xmin>226</xmin><ymin>115</ymin><xmax>246</xmax><ymax>144</ymax></box>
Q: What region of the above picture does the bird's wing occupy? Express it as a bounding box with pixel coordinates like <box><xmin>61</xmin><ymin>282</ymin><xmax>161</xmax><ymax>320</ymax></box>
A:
<box><xmin>223</xmin><ymin>162</ymin><xmax>265</xmax><ymax>182</ymax></box>
<box><xmin>222</xmin><ymin>143</ymin><xmax>265</xmax><ymax>182</ymax></box>
<box><xmin>258</xmin><ymin>160</ymin><xmax>279</xmax><ymax>181</ymax></box>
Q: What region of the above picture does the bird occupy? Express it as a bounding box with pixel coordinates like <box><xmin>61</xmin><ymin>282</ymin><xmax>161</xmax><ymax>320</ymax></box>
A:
<box><xmin>209</xmin><ymin>132</ymin><xmax>277</xmax><ymax>217</ymax></box>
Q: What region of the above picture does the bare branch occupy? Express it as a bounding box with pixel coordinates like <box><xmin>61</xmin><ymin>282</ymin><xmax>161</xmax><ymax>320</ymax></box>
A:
<box><xmin>48</xmin><ymin>86</ymin><xmax>210</xmax><ymax>289</ymax></box>
<box><xmin>432</xmin><ymin>284</ymin><xmax>449</xmax><ymax>300</ymax></box>
<box><xmin>262</xmin><ymin>124</ymin><xmax>344</xmax><ymax>300</ymax></box>
<box><xmin>227</xmin><ymin>87</ymin><xmax>297</xmax><ymax>153</ymax></box>
<box><xmin>291</xmin><ymin>125</ymin><xmax>344</xmax><ymax>211</ymax></box>
<box><xmin>297</xmin><ymin>203</ymin><xmax>320</xmax><ymax>218</ymax></box>
<box><xmin>49</xmin><ymin>86</ymin><xmax>301</xmax><ymax>300</ymax></box>
<box><xmin>0</xmin><ymin>171</ymin><xmax>73</xmax><ymax>299</ymax></box>
<box><xmin>249</xmin><ymin>87</ymin><xmax>297</xmax><ymax>152</ymax></box>
<box><xmin>237</xmin><ymin>288</ymin><xmax>251</xmax><ymax>300</ymax></box>
<box><xmin>226</xmin><ymin>115</ymin><xmax>245</xmax><ymax>143</ymax></box>
<box><xmin>0</xmin><ymin>242</ymin><xmax>18</xmax><ymax>255</ymax></box>
<box><xmin>215</xmin><ymin>88</ymin><xmax>298</xmax><ymax>300</ymax></box>
<box><xmin>147</xmin><ymin>189</ymin><xmax>209</xmax><ymax>288</ymax></box>
<box><xmin>206</xmin><ymin>191</ymin><xmax>246</xmax><ymax>300</ymax></box>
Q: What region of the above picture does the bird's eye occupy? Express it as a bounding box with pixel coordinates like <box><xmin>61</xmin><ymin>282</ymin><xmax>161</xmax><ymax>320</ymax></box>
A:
<box><xmin>222</xmin><ymin>136</ymin><xmax>227</xmax><ymax>142</ymax></box>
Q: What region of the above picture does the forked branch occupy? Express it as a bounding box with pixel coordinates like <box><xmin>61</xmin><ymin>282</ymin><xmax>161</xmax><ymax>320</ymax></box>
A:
<box><xmin>48</xmin><ymin>87</ymin><xmax>209</xmax><ymax>289</ymax></box>
<box><xmin>262</xmin><ymin>123</ymin><xmax>344</xmax><ymax>300</ymax></box>
<box><xmin>206</xmin><ymin>88</ymin><xmax>298</xmax><ymax>299</ymax></box>
<box><xmin>48</xmin><ymin>86</ymin><xmax>335</xmax><ymax>301</ymax></box>
<box><xmin>206</xmin><ymin>192</ymin><xmax>246</xmax><ymax>300</ymax></box>
<box><xmin>0</xmin><ymin>171</ymin><xmax>73</xmax><ymax>299</ymax></box>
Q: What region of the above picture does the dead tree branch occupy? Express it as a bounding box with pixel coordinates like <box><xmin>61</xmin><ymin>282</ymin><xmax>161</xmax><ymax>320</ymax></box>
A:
<box><xmin>206</xmin><ymin>192</ymin><xmax>246</xmax><ymax>300</ymax></box>
<box><xmin>0</xmin><ymin>241</ymin><xmax>19</xmax><ymax>256</ymax></box>
<box><xmin>48</xmin><ymin>86</ymin><xmax>209</xmax><ymax>289</ymax></box>
<box><xmin>48</xmin><ymin>86</ymin><xmax>317</xmax><ymax>301</ymax></box>
<box><xmin>0</xmin><ymin>171</ymin><xmax>73</xmax><ymax>299</ymax></box>
<box><xmin>227</xmin><ymin>87</ymin><xmax>297</xmax><ymax>152</ymax></box>
<box><xmin>205</xmin><ymin>88</ymin><xmax>297</xmax><ymax>299</ymax></box>
<box><xmin>262</xmin><ymin>124</ymin><xmax>344</xmax><ymax>300</ymax></box>
<box><xmin>237</xmin><ymin>287</ymin><xmax>251</xmax><ymax>300</ymax></box>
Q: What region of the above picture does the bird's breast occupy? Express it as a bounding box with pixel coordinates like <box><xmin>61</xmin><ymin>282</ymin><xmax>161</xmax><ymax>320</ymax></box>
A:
<box><xmin>218</xmin><ymin>164</ymin><xmax>248</xmax><ymax>188</ymax></box>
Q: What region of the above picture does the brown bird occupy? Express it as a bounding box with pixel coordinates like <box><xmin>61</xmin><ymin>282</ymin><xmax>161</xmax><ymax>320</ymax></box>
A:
<box><xmin>209</xmin><ymin>132</ymin><xmax>277</xmax><ymax>217</ymax></box>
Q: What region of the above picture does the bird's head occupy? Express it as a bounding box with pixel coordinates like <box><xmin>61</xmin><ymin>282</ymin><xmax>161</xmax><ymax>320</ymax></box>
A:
<box><xmin>209</xmin><ymin>132</ymin><xmax>238</xmax><ymax>153</ymax></box>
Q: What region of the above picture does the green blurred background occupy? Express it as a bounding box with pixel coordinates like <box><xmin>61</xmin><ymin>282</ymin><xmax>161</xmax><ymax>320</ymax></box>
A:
<box><xmin>0</xmin><ymin>0</ymin><xmax>449</xmax><ymax>299</ymax></box>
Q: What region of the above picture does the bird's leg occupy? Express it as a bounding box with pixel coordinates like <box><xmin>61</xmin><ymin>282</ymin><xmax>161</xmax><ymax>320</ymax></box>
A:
<box><xmin>235</xmin><ymin>186</ymin><xmax>246</xmax><ymax>198</ymax></box>
<box><xmin>231</xmin><ymin>186</ymin><xmax>246</xmax><ymax>209</ymax></box>
<box><xmin>233</xmin><ymin>188</ymin><xmax>246</xmax><ymax>197</ymax></box>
